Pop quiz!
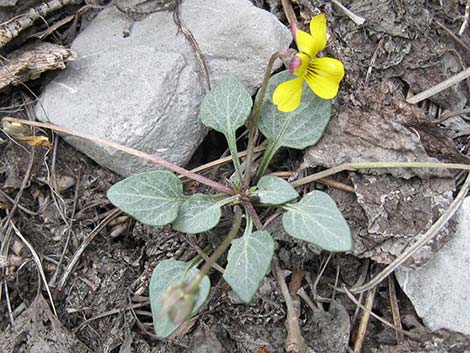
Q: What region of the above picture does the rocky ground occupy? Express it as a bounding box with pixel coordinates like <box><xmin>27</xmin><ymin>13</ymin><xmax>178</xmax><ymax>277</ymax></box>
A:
<box><xmin>0</xmin><ymin>0</ymin><xmax>470</xmax><ymax>352</ymax></box>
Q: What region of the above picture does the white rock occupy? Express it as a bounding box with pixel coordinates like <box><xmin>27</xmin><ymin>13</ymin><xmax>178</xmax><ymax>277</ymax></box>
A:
<box><xmin>396</xmin><ymin>197</ymin><xmax>470</xmax><ymax>335</ymax></box>
<box><xmin>36</xmin><ymin>0</ymin><xmax>291</xmax><ymax>176</ymax></box>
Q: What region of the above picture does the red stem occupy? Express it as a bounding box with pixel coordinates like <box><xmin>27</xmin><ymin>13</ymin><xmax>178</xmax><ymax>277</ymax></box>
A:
<box><xmin>1</xmin><ymin>117</ymin><xmax>237</xmax><ymax>195</ymax></box>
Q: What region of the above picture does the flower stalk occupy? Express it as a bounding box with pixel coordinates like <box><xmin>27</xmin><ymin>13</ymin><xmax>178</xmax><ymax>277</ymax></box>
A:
<box><xmin>185</xmin><ymin>207</ymin><xmax>243</xmax><ymax>293</ymax></box>
<box><xmin>243</xmin><ymin>51</ymin><xmax>288</xmax><ymax>187</ymax></box>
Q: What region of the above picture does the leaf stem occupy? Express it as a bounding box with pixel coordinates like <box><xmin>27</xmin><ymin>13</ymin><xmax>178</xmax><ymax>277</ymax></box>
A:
<box><xmin>243</xmin><ymin>51</ymin><xmax>288</xmax><ymax>188</ymax></box>
<box><xmin>1</xmin><ymin>117</ymin><xmax>237</xmax><ymax>196</ymax></box>
<box><xmin>186</xmin><ymin>207</ymin><xmax>243</xmax><ymax>292</ymax></box>
<box><xmin>254</xmin><ymin>141</ymin><xmax>280</xmax><ymax>182</ymax></box>
<box><xmin>226</xmin><ymin>132</ymin><xmax>243</xmax><ymax>186</ymax></box>
<box><xmin>243</xmin><ymin>201</ymin><xmax>263</xmax><ymax>230</ymax></box>
<box><xmin>291</xmin><ymin>161</ymin><xmax>470</xmax><ymax>188</ymax></box>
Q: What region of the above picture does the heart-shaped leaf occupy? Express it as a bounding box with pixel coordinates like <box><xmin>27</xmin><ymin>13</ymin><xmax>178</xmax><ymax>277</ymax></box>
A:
<box><xmin>199</xmin><ymin>76</ymin><xmax>252</xmax><ymax>136</ymax></box>
<box><xmin>282</xmin><ymin>191</ymin><xmax>352</xmax><ymax>252</ymax></box>
<box><xmin>107</xmin><ymin>171</ymin><xmax>183</xmax><ymax>226</ymax></box>
<box><xmin>199</xmin><ymin>76</ymin><xmax>253</xmax><ymax>178</ymax></box>
<box><xmin>150</xmin><ymin>259</ymin><xmax>210</xmax><ymax>338</ymax></box>
<box><xmin>255</xmin><ymin>176</ymin><xmax>299</xmax><ymax>205</ymax></box>
<box><xmin>172</xmin><ymin>194</ymin><xmax>222</xmax><ymax>233</ymax></box>
<box><xmin>224</xmin><ymin>231</ymin><xmax>275</xmax><ymax>302</ymax></box>
<box><xmin>258</xmin><ymin>71</ymin><xmax>331</xmax><ymax>150</ymax></box>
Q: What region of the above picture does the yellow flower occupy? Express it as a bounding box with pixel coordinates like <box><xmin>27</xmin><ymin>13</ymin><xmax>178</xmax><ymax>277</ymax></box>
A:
<box><xmin>273</xmin><ymin>14</ymin><xmax>345</xmax><ymax>112</ymax></box>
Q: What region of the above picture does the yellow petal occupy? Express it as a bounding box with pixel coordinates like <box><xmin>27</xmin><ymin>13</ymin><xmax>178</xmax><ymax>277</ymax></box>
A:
<box><xmin>295</xmin><ymin>14</ymin><xmax>327</xmax><ymax>57</ymax></box>
<box><xmin>272</xmin><ymin>77</ymin><xmax>304</xmax><ymax>112</ymax></box>
<box><xmin>304</xmin><ymin>57</ymin><xmax>345</xmax><ymax>99</ymax></box>
<box><xmin>310</xmin><ymin>14</ymin><xmax>327</xmax><ymax>44</ymax></box>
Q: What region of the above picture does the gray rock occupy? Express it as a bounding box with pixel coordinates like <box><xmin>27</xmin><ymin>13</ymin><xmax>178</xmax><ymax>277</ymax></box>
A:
<box><xmin>36</xmin><ymin>0</ymin><xmax>291</xmax><ymax>176</ymax></box>
<box><xmin>396</xmin><ymin>197</ymin><xmax>470</xmax><ymax>335</ymax></box>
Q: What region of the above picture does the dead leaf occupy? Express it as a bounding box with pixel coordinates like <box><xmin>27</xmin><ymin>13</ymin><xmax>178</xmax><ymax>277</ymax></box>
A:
<box><xmin>0</xmin><ymin>295</ymin><xmax>91</xmax><ymax>353</ymax></box>
<box><xmin>351</xmin><ymin>173</ymin><xmax>456</xmax><ymax>267</ymax></box>
<box><xmin>15</xmin><ymin>135</ymin><xmax>51</xmax><ymax>147</ymax></box>
<box><xmin>1</xmin><ymin>119</ymin><xmax>30</xmax><ymax>136</ymax></box>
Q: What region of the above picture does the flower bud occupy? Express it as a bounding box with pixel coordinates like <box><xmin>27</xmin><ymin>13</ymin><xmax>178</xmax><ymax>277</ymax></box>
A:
<box><xmin>289</xmin><ymin>55</ymin><xmax>302</xmax><ymax>74</ymax></box>
<box><xmin>159</xmin><ymin>282</ymin><xmax>199</xmax><ymax>325</ymax></box>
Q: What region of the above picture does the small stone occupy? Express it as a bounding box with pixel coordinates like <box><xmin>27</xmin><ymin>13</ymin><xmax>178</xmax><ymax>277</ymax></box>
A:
<box><xmin>35</xmin><ymin>0</ymin><xmax>291</xmax><ymax>176</ymax></box>
<box><xmin>396</xmin><ymin>197</ymin><xmax>470</xmax><ymax>335</ymax></box>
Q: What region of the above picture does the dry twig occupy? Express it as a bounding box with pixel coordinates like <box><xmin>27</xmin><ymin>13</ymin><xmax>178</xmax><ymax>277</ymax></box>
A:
<box><xmin>458</xmin><ymin>0</ymin><xmax>470</xmax><ymax>36</ymax></box>
<box><xmin>173</xmin><ymin>0</ymin><xmax>211</xmax><ymax>91</ymax></box>
<box><xmin>343</xmin><ymin>286</ymin><xmax>419</xmax><ymax>340</ymax></box>
<box><xmin>0</xmin><ymin>42</ymin><xmax>75</xmax><ymax>91</ymax></box>
<box><xmin>273</xmin><ymin>257</ymin><xmax>307</xmax><ymax>353</ymax></box>
<box><xmin>352</xmin><ymin>286</ymin><xmax>376</xmax><ymax>353</ymax></box>
<box><xmin>388</xmin><ymin>275</ymin><xmax>404</xmax><ymax>343</ymax></box>
<box><xmin>434</xmin><ymin>20</ymin><xmax>470</xmax><ymax>52</ymax></box>
<box><xmin>330</xmin><ymin>0</ymin><xmax>365</xmax><ymax>25</ymax></box>
<box><xmin>0</xmin><ymin>0</ymin><xmax>83</xmax><ymax>49</ymax></box>
<box><xmin>10</xmin><ymin>221</ymin><xmax>57</xmax><ymax>317</ymax></box>
<box><xmin>406</xmin><ymin>67</ymin><xmax>470</xmax><ymax>104</ymax></box>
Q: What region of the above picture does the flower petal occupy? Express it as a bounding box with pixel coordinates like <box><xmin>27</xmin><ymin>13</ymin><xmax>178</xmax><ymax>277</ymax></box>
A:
<box><xmin>295</xmin><ymin>29</ymin><xmax>322</xmax><ymax>58</ymax></box>
<box><xmin>273</xmin><ymin>77</ymin><xmax>304</xmax><ymax>112</ymax></box>
<box><xmin>310</xmin><ymin>14</ymin><xmax>327</xmax><ymax>45</ymax></box>
<box><xmin>295</xmin><ymin>14</ymin><xmax>327</xmax><ymax>57</ymax></box>
<box><xmin>304</xmin><ymin>57</ymin><xmax>345</xmax><ymax>99</ymax></box>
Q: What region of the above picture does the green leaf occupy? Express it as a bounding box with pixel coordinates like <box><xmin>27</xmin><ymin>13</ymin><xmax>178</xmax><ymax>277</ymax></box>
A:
<box><xmin>199</xmin><ymin>76</ymin><xmax>253</xmax><ymax>180</ymax></box>
<box><xmin>223</xmin><ymin>231</ymin><xmax>275</xmax><ymax>302</ymax></box>
<box><xmin>282</xmin><ymin>191</ymin><xmax>352</xmax><ymax>252</ymax></box>
<box><xmin>107</xmin><ymin>171</ymin><xmax>183</xmax><ymax>227</ymax></box>
<box><xmin>255</xmin><ymin>176</ymin><xmax>299</xmax><ymax>205</ymax></box>
<box><xmin>199</xmin><ymin>76</ymin><xmax>252</xmax><ymax>136</ymax></box>
<box><xmin>258</xmin><ymin>71</ymin><xmax>331</xmax><ymax>150</ymax></box>
<box><xmin>172</xmin><ymin>194</ymin><xmax>222</xmax><ymax>234</ymax></box>
<box><xmin>150</xmin><ymin>259</ymin><xmax>210</xmax><ymax>338</ymax></box>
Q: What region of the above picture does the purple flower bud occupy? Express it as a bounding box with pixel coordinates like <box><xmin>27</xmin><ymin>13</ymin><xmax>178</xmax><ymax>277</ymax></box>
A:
<box><xmin>289</xmin><ymin>55</ymin><xmax>302</xmax><ymax>74</ymax></box>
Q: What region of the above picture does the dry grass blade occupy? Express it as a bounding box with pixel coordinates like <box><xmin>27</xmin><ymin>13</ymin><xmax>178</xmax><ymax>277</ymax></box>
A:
<box><xmin>406</xmin><ymin>67</ymin><xmax>470</xmax><ymax>104</ymax></box>
<box><xmin>458</xmin><ymin>0</ymin><xmax>470</xmax><ymax>36</ymax></box>
<box><xmin>56</xmin><ymin>208</ymin><xmax>122</xmax><ymax>291</ymax></box>
<box><xmin>9</xmin><ymin>221</ymin><xmax>57</xmax><ymax>317</ymax></box>
<box><xmin>352</xmin><ymin>286</ymin><xmax>376</xmax><ymax>353</ymax></box>
<box><xmin>343</xmin><ymin>285</ymin><xmax>420</xmax><ymax>340</ymax></box>
<box><xmin>72</xmin><ymin>302</ymin><xmax>149</xmax><ymax>333</ymax></box>
<box><xmin>280</xmin><ymin>0</ymin><xmax>298</xmax><ymax>30</ymax></box>
<box><xmin>434</xmin><ymin>20</ymin><xmax>470</xmax><ymax>52</ymax></box>
<box><xmin>388</xmin><ymin>275</ymin><xmax>404</xmax><ymax>343</ymax></box>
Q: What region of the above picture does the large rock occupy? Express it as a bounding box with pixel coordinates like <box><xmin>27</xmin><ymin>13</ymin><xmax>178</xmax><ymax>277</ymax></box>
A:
<box><xmin>36</xmin><ymin>0</ymin><xmax>291</xmax><ymax>176</ymax></box>
<box><xmin>396</xmin><ymin>197</ymin><xmax>470</xmax><ymax>335</ymax></box>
